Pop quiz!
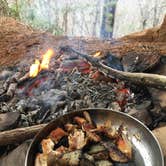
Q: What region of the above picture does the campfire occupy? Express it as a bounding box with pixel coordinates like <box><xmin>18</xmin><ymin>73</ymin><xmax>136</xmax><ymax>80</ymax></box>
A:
<box><xmin>29</xmin><ymin>49</ymin><xmax>54</xmax><ymax>78</ymax></box>
<box><xmin>0</xmin><ymin>16</ymin><xmax>166</xmax><ymax>166</ymax></box>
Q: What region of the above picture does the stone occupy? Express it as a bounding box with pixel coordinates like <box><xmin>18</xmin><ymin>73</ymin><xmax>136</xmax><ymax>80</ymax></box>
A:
<box><xmin>0</xmin><ymin>140</ymin><xmax>31</xmax><ymax>166</ymax></box>
<box><xmin>113</xmin><ymin>0</ymin><xmax>166</xmax><ymax>38</ymax></box>
<box><xmin>127</xmin><ymin>100</ymin><xmax>152</xmax><ymax>125</ymax></box>
<box><xmin>0</xmin><ymin>112</ymin><xmax>20</xmax><ymax>131</ymax></box>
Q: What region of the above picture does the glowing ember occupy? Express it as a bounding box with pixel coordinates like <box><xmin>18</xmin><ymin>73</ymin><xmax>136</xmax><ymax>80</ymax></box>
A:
<box><xmin>29</xmin><ymin>49</ymin><xmax>54</xmax><ymax>78</ymax></box>
<box><xmin>93</xmin><ymin>51</ymin><xmax>101</xmax><ymax>57</ymax></box>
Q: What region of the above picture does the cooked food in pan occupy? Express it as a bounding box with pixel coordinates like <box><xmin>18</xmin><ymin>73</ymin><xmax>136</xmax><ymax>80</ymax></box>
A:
<box><xmin>35</xmin><ymin>111</ymin><xmax>134</xmax><ymax>166</ymax></box>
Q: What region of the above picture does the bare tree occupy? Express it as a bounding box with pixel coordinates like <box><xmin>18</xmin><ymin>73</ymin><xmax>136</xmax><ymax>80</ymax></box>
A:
<box><xmin>0</xmin><ymin>0</ymin><xmax>9</xmax><ymax>16</ymax></box>
<box><xmin>92</xmin><ymin>0</ymin><xmax>100</xmax><ymax>36</ymax></box>
<box><xmin>100</xmin><ymin>0</ymin><xmax>117</xmax><ymax>38</ymax></box>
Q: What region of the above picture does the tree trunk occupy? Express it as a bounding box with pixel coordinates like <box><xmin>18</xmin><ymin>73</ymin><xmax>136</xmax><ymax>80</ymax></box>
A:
<box><xmin>100</xmin><ymin>0</ymin><xmax>117</xmax><ymax>38</ymax></box>
<box><xmin>0</xmin><ymin>0</ymin><xmax>9</xmax><ymax>16</ymax></box>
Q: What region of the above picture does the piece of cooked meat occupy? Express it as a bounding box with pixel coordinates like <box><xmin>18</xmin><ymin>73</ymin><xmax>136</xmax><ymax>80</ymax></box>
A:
<box><xmin>68</xmin><ymin>129</ymin><xmax>87</xmax><ymax>150</ymax></box>
<box><xmin>49</xmin><ymin>127</ymin><xmax>67</xmax><ymax>143</ymax></box>
<box><xmin>35</xmin><ymin>153</ymin><xmax>47</xmax><ymax>166</ymax></box>
<box><xmin>74</xmin><ymin>116</ymin><xmax>87</xmax><ymax>126</ymax></box>
<box><xmin>54</xmin><ymin>145</ymin><xmax>68</xmax><ymax>156</ymax></box>
<box><xmin>83</xmin><ymin>111</ymin><xmax>93</xmax><ymax>124</ymax></box>
<box><xmin>95</xmin><ymin>121</ymin><xmax>117</xmax><ymax>139</ymax></box>
<box><xmin>86</xmin><ymin>130</ymin><xmax>101</xmax><ymax>142</ymax></box>
<box><xmin>64</xmin><ymin>123</ymin><xmax>78</xmax><ymax>132</ymax></box>
<box><xmin>41</xmin><ymin>138</ymin><xmax>54</xmax><ymax>154</ymax></box>
<box><xmin>47</xmin><ymin>151</ymin><xmax>58</xmax><ymax>166</ymax></box>
<box><xmin>117</xmin><ymin>134</ymin><xmax>132</xmax><ymax>159</ymax></box>
<box><xmin>102</xmin><ymin>141</ymin><xmax>129</xmax><ymax>163</ymax></box>
<box><xmin>36</xmin><ymin>113</ymin><xmax>133</xmax><ymax>166</ymax></box>
<box><xmin>82</xmin><ymin>123</ymin><xmax>95</xmax><ymax>132</ymax></box>
<box><xmin>96</xmin><ymin>125</ymin><xmax>117</xmax><ymax>139</ymax></box>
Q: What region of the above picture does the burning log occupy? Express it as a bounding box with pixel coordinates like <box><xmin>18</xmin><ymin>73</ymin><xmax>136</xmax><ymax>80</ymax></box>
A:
<box><xmin>6</xmin><ymin>82</ymin><xmax>17</xmax><ymax>97</ymax></box>
<box><xmin>60</xmin><ymin>46</ymin><xmax>166</xmax><ymax>90</ymax></box>
<box><xmin>0</xmin><ymin>49</ymin><xmax>56</xmax><ymax>102</ymax></box>
<box><xmin>3</xmin><ymin>72</ymin><xmax>21</xmax><ymax>91</ymax></box>
<box><xmin>0</xmin><ymin>72</ymin><xmax>22</xmax><ymax>102</ymax></box>
<box><xmin>0</xmin><ymin>124</ymin><xmax>46</xmax><ymax>146</ymax></box>
<box><xmin>0</xmin><ymin>72</ymin><xmax>30</xmax><ymax>102</ymax></box>
<box><xmin>18</xmin><ymin>72</ymin><xmax>30</xmax><ymax>84</ymax></box>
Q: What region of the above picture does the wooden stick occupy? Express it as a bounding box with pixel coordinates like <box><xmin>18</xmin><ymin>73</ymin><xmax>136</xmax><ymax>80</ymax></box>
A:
<box><xmin>0</xmin><ymin>124</ymin><xmax>47</xmax><ymax>146</ymax></box>
<box><xmin>60</xmin><ymin>46</ymin><xmax>166</xmax><ymax>90</ymax></box>
<box><xmin>18</xmin><ymin>72</ymin><xmax>30</xmax><ymax>83</ymax></box>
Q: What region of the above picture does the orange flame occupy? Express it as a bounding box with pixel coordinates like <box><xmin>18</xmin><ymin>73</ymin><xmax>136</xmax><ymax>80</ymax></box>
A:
<box><xmin>29</xmin><ymin>59</ymin><xmax>40</xmax><ymax>78</ymax></box>
<box><xmin>41</xmin><ymin>49</ymin><xmax>54</xmax><ymax>69</ymax></box>
<box><xmin>93</xmin><ymin>51</ymin><xmax>101</xmax><ymax>57</ymax></box>
<box><xmin>29</xmin><ymin>49</ymin><xmax>54</xmax><ymax>78</ymax></box>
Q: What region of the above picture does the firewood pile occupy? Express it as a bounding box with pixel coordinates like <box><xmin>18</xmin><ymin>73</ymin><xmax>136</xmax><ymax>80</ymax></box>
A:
<box><xmin>0</xmin><ymin>16</ymin><xmax>166</xmax><ymax>165</ymax></box>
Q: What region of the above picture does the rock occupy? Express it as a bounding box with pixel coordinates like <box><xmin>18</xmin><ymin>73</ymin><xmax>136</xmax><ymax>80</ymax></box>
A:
<box><xmin>0</xmin><ymin>140</ymin><xmax>31</xmax><ymax>166</ymax></box>
<box><xmin>113</xmin><ymin>0</ymin><xmax>166</xmax><ymax>38</ymax></box>
<box><xmin>127</xmin><ymin>100</ymin><xmax>152</xmax><ymax>125</ymax></box>
<box><xmin>148</xmin><ymin>62</ymin><xmax>166</xmax><ymax>115</ymax></box>
<box><xmin>128</xmin><ymin>107</ymin><xmax>152</xmax><ymax>125</ymax></box>
<box><xmin>152</xmin><ymin>126</ymin><xmax>166</xmax><ymax>163</ymax></box>
<box><xmin>0</xmin><ymin>112</ymin><xmax>20</xmax><ymax>131</ymax></box>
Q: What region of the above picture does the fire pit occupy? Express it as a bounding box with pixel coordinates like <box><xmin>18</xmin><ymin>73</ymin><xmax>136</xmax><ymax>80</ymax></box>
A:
<box><xmin>25</xmin><ymin>108</ymin><xmax>164</xmax><ymax>166</ymax></box>
<box><xmin>0</xmin><ymin>16</ymin><xmax>166</xmax><ymax>166</ymax></box>
<box><xmin>0</xmin><ymin>47</ymin><xmax>136</xmax><ymax>128</ymax></box>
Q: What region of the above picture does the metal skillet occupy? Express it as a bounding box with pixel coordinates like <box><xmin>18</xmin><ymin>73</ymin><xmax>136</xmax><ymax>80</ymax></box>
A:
<box><xmin>25</xmin><ymin>108</ymin><xmax>164</xmax><ymax>166</ymax></box>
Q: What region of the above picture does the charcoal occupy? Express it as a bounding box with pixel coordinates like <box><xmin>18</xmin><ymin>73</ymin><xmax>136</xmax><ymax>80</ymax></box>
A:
<box><xmin>102</xmin><ymin>53</ymin><xmax>123</xmax><ymax>71</ymax></box>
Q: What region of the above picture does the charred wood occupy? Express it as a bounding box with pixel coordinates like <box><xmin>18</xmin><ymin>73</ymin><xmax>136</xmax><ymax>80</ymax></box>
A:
<box><xmin>0</xmin><ymin>72</ymin><xmax>22</xmax><ymax>102</ymax></box>
<box><xmin>60</xmin><ymin>46</ymin><xmax>166</xmax><ymax>90</ymax></box>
